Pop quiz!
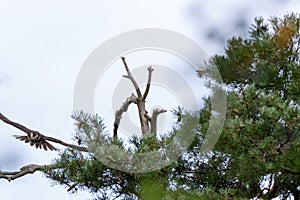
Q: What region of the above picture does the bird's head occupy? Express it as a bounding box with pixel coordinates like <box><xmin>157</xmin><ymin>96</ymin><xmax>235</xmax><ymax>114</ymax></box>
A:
<box><xmin>28</xmin><ymin>131</ymin><xmax>42</xmax><ymax>143</ymax></box>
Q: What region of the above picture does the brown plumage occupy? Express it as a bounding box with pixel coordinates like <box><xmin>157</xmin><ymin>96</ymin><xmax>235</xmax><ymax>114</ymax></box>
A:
<box><xmin>0</xmin><ymin>112</ymin><xmax>88</xmax><ymax>152</ymax></box>
<box><xmin>14</xmin><ymin>131</ymin><xmax>57</xmax><ymax>151</ymax></box>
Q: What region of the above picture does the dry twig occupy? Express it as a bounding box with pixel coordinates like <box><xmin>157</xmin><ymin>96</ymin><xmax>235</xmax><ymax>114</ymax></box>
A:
<box><xmin>121</xmin><ymin>57</ymin><xmax>142</xmax><ymax>98</ymax></box>
<box><xmin>113</xmin><ymin>94</ymin><xmax>138</xmax><ymax>138</ymax></box>
<box><xmin>150</xmin><ymin>108</ymin><xmax>167</xmax><ymax>134</ymax></box>
<box><xmin>0</xmin><ymin>164</ymin><xmax>56</xmax><ymax>182</ymax></box>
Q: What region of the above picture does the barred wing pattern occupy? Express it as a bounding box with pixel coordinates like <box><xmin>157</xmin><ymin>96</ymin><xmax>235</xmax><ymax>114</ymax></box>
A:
<box><xmin>0</xmin><ymin>112</ymin><xmax>87</xmax><ymax>152</ymax></box>
<box><xmin>14</xmin><ymin>132</ymin><xmax>58</xmax><ymax>151</ymax></box>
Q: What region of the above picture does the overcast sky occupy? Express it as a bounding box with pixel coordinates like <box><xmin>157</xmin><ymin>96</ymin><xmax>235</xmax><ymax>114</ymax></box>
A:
<box><xmin>0</xmin><ymin>1</ymin><xmax>299</xmax><ymax>200</ymax></box>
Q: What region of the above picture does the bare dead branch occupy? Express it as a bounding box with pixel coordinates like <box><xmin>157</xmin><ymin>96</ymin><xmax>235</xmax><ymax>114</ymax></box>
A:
<box><xmin>120</xmin><ymin>57</ymin><xmax>151</xmax><ymax>135</ymax></box>
<box><xmin>150</xmin><ymin>108</ymin><xmax>167</xmax><ymax>134</ymax></box>
<box><xmin>0</xmin><ymin>164</ymin><xmax>57</xmax><ymax>182</ymax></box>
<box><xmin>113</xmin><ymin>94</ymin><xmax>138</xmax><ymax>138</ymax></box>
<box><xmin>137</xmin><ymin>101</ymin><xmax>150</xmax><ymax>135</ymax></box>
<box><xmin>118</xmin><ymin>58</ymin><xmax>167</xmax><ymax>135</ymax></box>
<box><xmin>0</xmin><ymin>112</ymin><xmax>88</xmax><ymax>152</ymax></box>
<box><xmin>121</xmin><ymin>57</ymin><xmax>142</xmax><ymax>98</ymax></box>
<box><xmin>142</xmin><ymin>66</ymin><xmax>154</xmax><ymax>100</ymax></box>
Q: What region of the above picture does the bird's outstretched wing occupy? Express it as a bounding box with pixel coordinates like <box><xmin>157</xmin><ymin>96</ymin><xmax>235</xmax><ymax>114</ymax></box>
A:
<box><xmin>1</xmin><ymin>112</ymin><xmax>87</xmax><ymax>152</ymax></box>
<box><xmin>14</xmin><ymin>134</ymin><xmax>58</xmax><ymax>151</ymax></box>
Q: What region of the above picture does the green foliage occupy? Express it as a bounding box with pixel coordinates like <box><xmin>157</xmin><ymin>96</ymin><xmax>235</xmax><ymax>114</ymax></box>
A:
<box><xmin>213</xmin><ymin>13</ymin><xmax>300</xmax><ymax>199</ymax></box>
<box><xmin>44</xmin><ymin>13</ymin><xmax>300</xmax><ymax>199</ymax></box>
<box><xmin>213</xmin><ymin>13</ymin><xmax>300</xmax><ymax>103</ymax></box>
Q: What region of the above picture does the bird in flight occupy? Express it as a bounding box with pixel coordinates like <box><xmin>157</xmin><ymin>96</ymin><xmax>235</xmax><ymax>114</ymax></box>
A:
<box><xmin>14</xmin><ymin>131</ymin><xmax>58</xmax><ymax>151</ymax></box>
<box><xmin>0</xmin><ymin>112</ymin><xmax>87</xmax><ymax>151</ymax></box>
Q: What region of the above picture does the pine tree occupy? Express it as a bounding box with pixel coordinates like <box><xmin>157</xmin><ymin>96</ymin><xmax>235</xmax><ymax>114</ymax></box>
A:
<box><xmin>0</xmin><ymin>13</ymin><xmax>299</xmax><ymax>200</ymax></box>
<box><xmin>212</xmin><ymin>13</ymin><xmax>300</xmax><ymax>199</ymax></box>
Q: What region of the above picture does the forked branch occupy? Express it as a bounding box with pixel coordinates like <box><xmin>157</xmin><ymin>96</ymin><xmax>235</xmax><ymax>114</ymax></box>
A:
<box><xmin>114</xmin><ymin>57</ymin><xmax>166</xmax><ymax>137</ymax></box>
<box><xmin>0</xmin><ymin>164</ymin><xmax>56</xmax><ymax>182</ymax></box>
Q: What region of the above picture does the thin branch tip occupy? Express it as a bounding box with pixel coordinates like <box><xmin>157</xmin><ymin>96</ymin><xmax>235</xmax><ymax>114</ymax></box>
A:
<box><xmin>148</xmin><ymin>66</ymin><xmax>154</xmax><ymax>71</ymax></box>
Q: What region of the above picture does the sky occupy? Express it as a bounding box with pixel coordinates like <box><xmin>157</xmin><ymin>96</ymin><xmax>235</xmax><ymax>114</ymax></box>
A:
<box><xmin>0</xmin><ymin>0</ymin><xmax>299</xmax><ymax>200</ymax></box>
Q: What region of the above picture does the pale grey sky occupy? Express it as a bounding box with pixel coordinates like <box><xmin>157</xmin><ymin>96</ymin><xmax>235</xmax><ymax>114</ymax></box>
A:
<box><xmin>0</xmin><ymin>0</ymin><xmax>299</xmax><ymax>200</ymax></box>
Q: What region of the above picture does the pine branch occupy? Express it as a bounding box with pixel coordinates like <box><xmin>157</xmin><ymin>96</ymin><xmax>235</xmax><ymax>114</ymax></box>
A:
<box><xmin>281</xmin><ymin>165</ymin><xmax>300</xmax><ymax>174</ymax></box>
<box><xmin>0</xmin><ymin>164</ymin><xmax>57</xmax><ymax>182</ymax></box>
<box><xmin>0</xmin><ymin>112</ymin><xmax>88</xmax><ymax>152</ymax></box>
<box><xmin>67</xmin><ymin>183</ymin><xmax>79</xmax><ymax>192</ymax></box>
